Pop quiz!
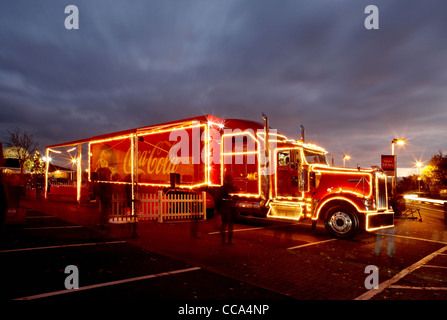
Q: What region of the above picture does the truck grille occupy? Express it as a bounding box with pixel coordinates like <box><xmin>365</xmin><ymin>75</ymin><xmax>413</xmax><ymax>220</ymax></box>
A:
<box><xmin>375</xmin><ymin>172</ymin><xmax>388</xmax><ymax>210</ymax></box>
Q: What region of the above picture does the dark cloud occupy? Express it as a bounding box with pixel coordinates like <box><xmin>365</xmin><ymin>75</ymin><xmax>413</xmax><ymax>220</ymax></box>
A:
<box><xmin>1</xmin><ymin>0</ymin><xmax>446</xmax><ymax>171</ymax></box>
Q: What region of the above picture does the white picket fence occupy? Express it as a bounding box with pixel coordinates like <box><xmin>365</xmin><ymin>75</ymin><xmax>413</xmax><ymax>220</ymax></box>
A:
<box><xmin>110</xmin><ymin>190</ymin><xmax>206</xmax><ymax>223</ymax></box>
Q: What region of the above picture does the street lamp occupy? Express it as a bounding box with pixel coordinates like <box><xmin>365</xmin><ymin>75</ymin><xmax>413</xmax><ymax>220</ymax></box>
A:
<box><xmin>391</xmin><ymin>138</ymin><xmax>406</xmax><ymax>195</ymax></box>
<box><xmin>416</xmin><ymin>161</ymin><xmax>423</xmax><ymax>193</ymax></box>
<box><xmin>391</xmin><ymin>139</ymin><xmax>406</xmax><ymax>155</ymax></box>
<box><xmin>343</xmin><ymin>154</ymin><xmax>351</xmax><ymax>167</ymax></box>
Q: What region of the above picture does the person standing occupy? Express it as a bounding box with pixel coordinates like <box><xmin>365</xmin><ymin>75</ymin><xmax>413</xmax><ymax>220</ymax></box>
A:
<box><xmin>97</xmin><ymin>167</ymin><xmax>112</xmax><ymax>229</ymax></box>
<box><xmin>217</xmin><ymin>175</ymin><xmax>238</xmax><ymax>245</ymax></box>
<box><xmin>0</xmin><ymin>171</ymin><xmax>7</xmax><ymax>226</ymax></box>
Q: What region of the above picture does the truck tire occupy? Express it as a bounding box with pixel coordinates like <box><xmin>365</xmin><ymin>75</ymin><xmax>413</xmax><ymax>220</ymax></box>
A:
<box><xmin>324</xmin><ymin>205</ymin><xmax>359</xmax><ymax>239</ymax></box>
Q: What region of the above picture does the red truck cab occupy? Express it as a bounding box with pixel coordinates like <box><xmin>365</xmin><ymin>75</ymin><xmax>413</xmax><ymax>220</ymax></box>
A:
<box><xmin>265</xmin><ymin>141</ymin><xmax>393</xmax><ymax>238</ymax></box>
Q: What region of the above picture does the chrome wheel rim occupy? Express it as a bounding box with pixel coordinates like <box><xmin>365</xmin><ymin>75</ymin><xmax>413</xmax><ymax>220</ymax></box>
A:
<box><xmin>329</xmin><ymin>211</ymin><xmax>352</xmax><ymax>234</ymax></box>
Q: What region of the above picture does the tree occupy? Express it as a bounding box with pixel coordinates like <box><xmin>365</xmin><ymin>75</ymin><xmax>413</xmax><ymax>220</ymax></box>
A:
<box><xmin>0</xmin><ymin>142</ymin><xmax>5</xmax><ymax>167</ymax></box>
<box><xmin>3</xmin><ymin>128</ymin><xmax>38</xmax><ymax>176</ymax></box>
<box><xmin>29</xmin><ymin>150</ymin><xmax>45</xmax><ymax>174</ymax></box>
<box><xmin>397</xmin><ymin>174</ymin><xmax>418</xmax><ymax>193</ymax></box>
<box><xmin>421</xmin><ymin>151</ymin><xmax>447</xmax><ymax>194</ymax></box>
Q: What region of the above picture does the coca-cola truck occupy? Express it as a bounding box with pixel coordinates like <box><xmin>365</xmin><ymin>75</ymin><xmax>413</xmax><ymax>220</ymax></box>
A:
<box><xmin>84</xmin><ymin>114</ymin><xmax>393</xmax><ymax>239</ymax></box>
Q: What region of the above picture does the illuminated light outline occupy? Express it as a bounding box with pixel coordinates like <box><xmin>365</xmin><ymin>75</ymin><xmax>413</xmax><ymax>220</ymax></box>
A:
<box><xmin>89</xmin><ymin>123</ymin><xmax>206</xmax><ymax>147</ymax></box>
<box><xmin>374</xmin><ymin>172</ymin><xmax>389</xmax><ymax>210</ymax></box>
<box><xmin>204</xmin><ymin>124</ymin><xmax>209</xmax><ymax>185</ymax></box>
<box><xmin>221</xmin><ymin>151</ymin><xmax>259</xmax><ymax>155</ymax></box>
<box><xmin>138</xmin><ymin>122</ymin><xmax>205</xmax><ymax>140</ymax></box>
<box><xmin>255</xmin><ymin>131</ymin><xmax>328</xmax><ymax>154</ymax></box>
<box><xmin>219</xmin><ymin>132</ymin><xmax>330</xmax><ymax>200</ymax></box>
<box><xmin>365</xmin><ymin>212</ymin><xmax>395</xmax><ymax>232</ymax></box>
<box><xmin>267</xmin><ymin>200</ymin><xmax>306</xmax><ymax>221</ymax></box>
<box><xmin>136</xmin><ymin>119</ymin><xmax>202</xmax><ymax>133</ymax></box>
<box><xmin>88</xmin><ymin>122</ymin><xmax>213</xmax><ymax>190</ymax></box>
<box><xmin>267</xmin><ymin>212</ymin><xmax>303</xmax><ymax>221</ymax></box>
<box><xmin>273</xmin><ymin>147</ymin><xmax>306</xmax><ymax>201</ymax></box>
<box><xmin>130</xmin><ymin>134</ymin><xmax>135</xmax><ymax>215</ymax></box>
<box><xmin>207</xmin><ymin>120</ymin><xmax>225</xmax><ymax>129</ymax></box>
<box><xmin>206</xmin><ymin>120</ymin><xmax>224</xmax><ymax>187</ymax></box>
<box><xmin>44</xmin><ymin>146</ymin><xmax>78</xmax><ymax>199</ymax></box>
<box><xmin>267</xmin><ymin>197</ymin><xmax>313</xmax><ymax>221</ymax></box>
<box><xmin>313</xmin><ymin>196</ymin><xmax>394</xmax><ymax>231</ymax></box>
<box><xmin>76</xmin><ymin>144</ymin><xmax>82</xmax><ymax>203</ymax></box>
<box><xmin>314</xmin><ymin>196</ymin><xmax>366</xmax><ymax>221</ymax></box>
<box><xmin>310</xmin><ymin>166</ymin><xmax>374</xmax><ymax>199</ymax></box>
<box><xmin>89</xmin><ymin>133</ymin><xmax>135</xmax><ymax>146</ymax></box>
<box><xmin>221</xmin><ymin>131</ymin><xmax>262</xmax><ymax>198</ymax></box>
<box><xmin>44</xmin><ymin>148</ymin><xmax>50</xmax><ymax>199</ymax></box>
<box><xmin>88</xmin><ymin>142</ymin><xmax>91</xmax><ymax>181</ymax></box>
<box><xmin>312</xmin><ymin>165</ymin><xmax>374</xmax><ymax>173</ymax></box>
<box><xmin>268</xmin><ymin>136</ymin><xmax>329</xmax><ymax>154</ymax></box>
<box><xmin>256</xmin><ymin>132</ymin><xmax>289</xmax><ymax>143</ymax></box>
<box><xmin>93</xmin><ymin>180</ymin><xmax>209</xmax><ymax>189</ymax></box>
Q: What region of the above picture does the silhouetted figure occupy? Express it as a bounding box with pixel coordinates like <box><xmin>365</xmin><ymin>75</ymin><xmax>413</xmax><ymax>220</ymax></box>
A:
<box><xmin>0</xmin><ymin>145</ymin><xmax>7</xmax><ymax>226</ymax></box>
<box><xmin>216</xmin><ymin>175</ymin><xmax>238</xmax><ymax>245</ymax></box>
<box><xmin>0</xmin><ymin>171</ymin><xmax>7</xmax><ymax>226</ymax></box>
<box><xmin>97</xmin><ymin>167</ymin><xmax>112</xmax><ymax>229</ymax></box>
<box><xmin>374</xmin><ymin>227</ymin><xmax>396</xmax><ymax>266</ymax></box>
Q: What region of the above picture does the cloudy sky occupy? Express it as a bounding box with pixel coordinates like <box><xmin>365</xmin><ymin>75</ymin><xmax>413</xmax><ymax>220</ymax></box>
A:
<box><xmin>1</xmin><ymin>0</ymin><xmax>446</xmax><ymax>173</ymax></box>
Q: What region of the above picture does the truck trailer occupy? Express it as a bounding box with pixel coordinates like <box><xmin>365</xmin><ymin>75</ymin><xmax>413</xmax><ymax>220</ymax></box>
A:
<box><xmin>46</xmin><ymin>114</ymin><xmax>394</xmax><ymax>239</ymax></box>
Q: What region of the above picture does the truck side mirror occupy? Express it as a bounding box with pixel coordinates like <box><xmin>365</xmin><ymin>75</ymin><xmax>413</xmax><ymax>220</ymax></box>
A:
<box><xmin>289</xmin><ymin>149</ymin><xmax>300</xmax><ymax>170</ymax></box>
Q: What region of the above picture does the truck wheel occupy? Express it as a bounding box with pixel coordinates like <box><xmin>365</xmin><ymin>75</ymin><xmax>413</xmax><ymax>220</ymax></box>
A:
<box><xmin>324</xmin><ymin>205</ymin><xmax>359</xmax><ymax>239</ymax></box>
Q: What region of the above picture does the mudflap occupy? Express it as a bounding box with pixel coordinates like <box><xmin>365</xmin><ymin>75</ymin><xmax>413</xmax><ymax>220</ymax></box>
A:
<box><xmin>366</xmin><ymin>212</ymin><xmax>394</xmax><ymax>232</ymax></box>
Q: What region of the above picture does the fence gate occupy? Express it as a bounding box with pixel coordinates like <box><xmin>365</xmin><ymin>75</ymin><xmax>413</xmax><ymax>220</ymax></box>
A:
<box><xmin>110</xmin><ymin>191</ymin><xmax>206</xmax><ymax>223</ymax></box>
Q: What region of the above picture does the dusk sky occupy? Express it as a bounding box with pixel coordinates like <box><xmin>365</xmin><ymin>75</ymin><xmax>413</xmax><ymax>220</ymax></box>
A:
<box><xmin>1</xmin><ymin>0</ymin><xmax>446</xmax><ymax>174</ymax></box>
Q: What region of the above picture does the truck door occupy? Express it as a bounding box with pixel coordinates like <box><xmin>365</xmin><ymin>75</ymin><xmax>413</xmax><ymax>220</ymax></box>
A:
<box><xmin>275</xmin><ymin>150</ymin><xmax>300</xmax><ymax>198</ymax></box>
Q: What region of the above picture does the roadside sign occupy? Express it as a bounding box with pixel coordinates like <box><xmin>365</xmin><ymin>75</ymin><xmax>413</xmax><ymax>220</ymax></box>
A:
<box><xmin>381</xmin><ymin>155</ymin><xmax>396</xmax><ymax>176</ymax></box>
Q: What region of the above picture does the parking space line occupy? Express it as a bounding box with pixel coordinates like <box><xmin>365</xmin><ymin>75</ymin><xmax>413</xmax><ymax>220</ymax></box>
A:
<box><xmin>389</xmin><ymin>285</ymin><xmax>447</xmax><ymax>291</ymax></box>
<box><xmin>287</xmin><ymin>239</ymin><xmax>336</xmax><ymax>250</ymax></box>
<box><xmin>387</xmin><ymin>234</ymin><xmax>447</xmax><ymax>245</ymax></box>
<box><xmin>26</xmin><ymin>216</ymin><xmax>57</xmax><ymax>219</ymax></box>
<box><xmin>14</xmin><ymin>266</ymin><xmax>202</xmax><ymax>300</ymax></box>
<box><xmin>208</xmin><ymin>226</ymin><xmax>269</xmax><ymax>235</ymax></box>
<box><xmin>0</xmin><ymin>241</ymin><xmax>126</xmax><ymax>253</ymax></box>
<box><xmin>208</xmin><ymin>223</ymin><xmax>298</xmax><ymax>235</ymax></box>
<box><xmin>421</xmin><ymin>265</ymin><xmax>447</xmax><ymax>270</ymax></box>
<box><xmin>355</xmin><ymin>245</ymin><xmax>447</xmax><ymax>300</ymax></box>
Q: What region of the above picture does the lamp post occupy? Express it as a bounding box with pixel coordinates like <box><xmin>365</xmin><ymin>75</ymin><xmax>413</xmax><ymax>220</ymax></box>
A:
<box><xmin>391</xmin><ymin>139</ymin><xmax>406</xmax><ymax>195</ymax></box>
<box><xmin>416</xmin><ymin>161</ymin><xmax>422</xmax><ymax>193</ymax></box>
<box><xmin>343</xmin><ymin>154</ymin><xmax>350</xmax><ymax>167</ymax></box>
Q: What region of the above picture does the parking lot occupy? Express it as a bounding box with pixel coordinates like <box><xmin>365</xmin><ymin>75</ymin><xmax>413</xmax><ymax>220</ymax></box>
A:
<box><xmin>1</xmin><ymin>199</ymin><xmax>446</xmax><ymax>306</ymax></box>
<box><xmin>0</xmin><ymin>210</ymin><xmax>286</xmax><ymax>303</ymax></box>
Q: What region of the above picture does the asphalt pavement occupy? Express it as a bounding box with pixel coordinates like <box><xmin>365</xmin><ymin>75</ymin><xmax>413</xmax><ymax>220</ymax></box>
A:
<box><xmin>1</xmin><ymin>198</ymin><xmax>446</xmax><ymax>315</ymax></box>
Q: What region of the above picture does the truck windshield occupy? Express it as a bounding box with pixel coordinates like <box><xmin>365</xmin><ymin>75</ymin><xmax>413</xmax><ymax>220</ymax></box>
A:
<box><xmin>304</xmin><ymin>150</ymin><xmax>328</xmax><ymax>165</ymax></box>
